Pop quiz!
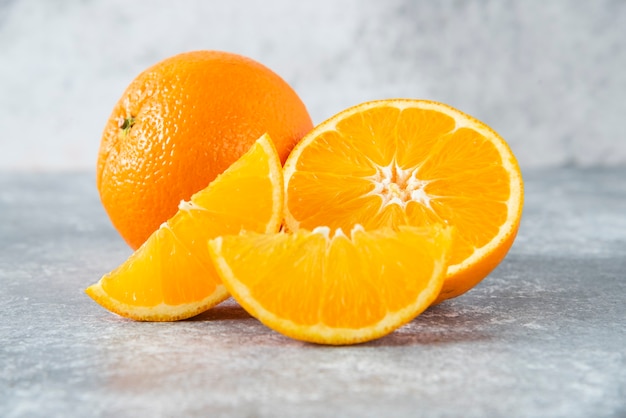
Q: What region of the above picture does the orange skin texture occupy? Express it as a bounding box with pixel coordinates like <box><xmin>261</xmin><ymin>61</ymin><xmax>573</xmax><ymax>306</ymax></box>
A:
<box><xmin>434</xmin><ymin>219</ymin><xmax>521</xmax><ymax>304</ymax></box>
<box><xmin>97</xmin><ymin>50</ymin><xmax>313</xmax><ymax>249</ymax></box>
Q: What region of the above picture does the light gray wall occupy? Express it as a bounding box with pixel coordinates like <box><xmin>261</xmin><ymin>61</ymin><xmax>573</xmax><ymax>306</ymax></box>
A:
<box><xmin>1</xmin><ymin>0</ymin><xmax>624</xmax><ymax>170</ymax></box>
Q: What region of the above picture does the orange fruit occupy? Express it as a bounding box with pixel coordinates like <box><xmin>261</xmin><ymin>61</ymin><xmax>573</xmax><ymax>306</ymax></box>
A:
<box><xmin>283</xmin><ymin>99</ymin><xmax>524</xmax><ymax>304</ymax></box>
<box><xmin>86</xmin><ymin>134</ymin><xmax>283</xmax><ymax>321</ymax></box>
<box><xmin>208</xmin><ymin>225</ymin><xmax>452</xmax><ymax>345</ymax></box>
<box><xmin>97</xmin><ymin>50</ymin><xmax>313</xmax><ymax>249</ymax></box>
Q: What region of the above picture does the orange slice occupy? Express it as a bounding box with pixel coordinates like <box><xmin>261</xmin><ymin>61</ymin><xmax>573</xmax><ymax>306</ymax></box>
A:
<box><xmin>86</xmin><ymin>133</ymin><xmax>283</xmax><ymax>321</ymax></box>
<box><xmin>283</xmin><ymin>99</ymin><xmax>524</xmax><ymax>303</ymax></box>
<box><xmin>208</xmin><ymin>225</ymin><xmax>452</xmax><ymax>345</ymax></box>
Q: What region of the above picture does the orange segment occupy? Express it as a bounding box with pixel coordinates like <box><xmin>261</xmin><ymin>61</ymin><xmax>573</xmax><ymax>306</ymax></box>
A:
<box><xmin>86</xmin><ymin>134</ymin><xmax>283</xmax><ymax>321</ymax></box>
<box><xmin>283</xmin><ymin>99</ymin><xmax>524</xmax><ymax>303</ymax></box>
<box><xmin>209</xmin><ymin>225</ymin><xmax>452</xmax><ymax>345</ymax></box>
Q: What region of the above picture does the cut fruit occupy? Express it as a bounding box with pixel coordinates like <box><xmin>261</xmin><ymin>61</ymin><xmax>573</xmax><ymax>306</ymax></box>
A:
<box><xmin>208</xmin><ymin>225</ymin><xmax>452</xmax><ymax>345</ymax></box>
<box><xmin>283</xmin><ymin>99</ymin><xmax>524</xmax><ymax>303</ymax></box>
<box><xmin>86</xmin><ymin>133</ymin><xmax>283</xmax><ymax>321</ymax></box>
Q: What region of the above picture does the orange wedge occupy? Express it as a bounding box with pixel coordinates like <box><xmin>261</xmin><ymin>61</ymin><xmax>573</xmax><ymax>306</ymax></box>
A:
<box><xmin>208</xmin><ymin>225</ymin><xmax>452</xmax><ymax>345</ymax></box>
<box><xmin>283</xmin><ymin>99</ymin><xmax>524</xmax><ymax>303</ymax></box>
<box><xmin>86</xmin><ymin>134</ymin><xmax>283</xmax><ymax>321</ymax></box>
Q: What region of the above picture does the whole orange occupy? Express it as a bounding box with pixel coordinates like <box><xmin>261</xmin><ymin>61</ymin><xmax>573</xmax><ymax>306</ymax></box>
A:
<box><xmin>97</xmin><ymin>50</ymin><xmax>313</xmax><ymax>249</ymax></box>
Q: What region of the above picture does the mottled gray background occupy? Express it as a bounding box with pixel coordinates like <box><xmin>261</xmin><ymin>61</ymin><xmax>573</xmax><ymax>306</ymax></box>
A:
<box><xmin>0</xmin><ymin>0</ymin><xmax>624</xmax><ymax>170</ymax></box>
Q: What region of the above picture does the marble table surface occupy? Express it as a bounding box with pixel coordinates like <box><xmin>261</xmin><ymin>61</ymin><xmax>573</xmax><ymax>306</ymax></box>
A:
<box><xmin>1</xmin><ymin>168</ymin><xmax>625</xmax><ymax>418</ymax></box>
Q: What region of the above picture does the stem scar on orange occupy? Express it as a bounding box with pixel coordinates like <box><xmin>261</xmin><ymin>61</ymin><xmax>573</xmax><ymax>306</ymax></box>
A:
<box><xmin>97</xmin><ymin>50</ymin><xmax>313</xmax><ymax>249</ymax></box>
<box><xmin>282</xmin><ymin>99</ymin><xmax>524</xmax><ymax>304</ymax></box>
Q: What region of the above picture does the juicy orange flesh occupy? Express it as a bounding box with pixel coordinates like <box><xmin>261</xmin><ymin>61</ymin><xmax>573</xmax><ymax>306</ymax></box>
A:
<box><xmin>287</xmin><ymin>106</ymin><xmax>511</xmax><ymax>267</ymax></box>
<box><xmin>192</xmin><ymin>174</ymin><xmax>276</xmax><ymax>222</ymax></box>
<box><xmin>216</xmin><ymin>227</ymin><xmax>447</xmax><ymax>329</ymax></box>
<box><xmin>96</xmin><ymin>136</ymin><xmax>280</xmax><ymax>308</ymax></box>
<box><xmin>100</xmin><ymin>225</ymin><xmax>220</xmax><ymax>306</ymax></box>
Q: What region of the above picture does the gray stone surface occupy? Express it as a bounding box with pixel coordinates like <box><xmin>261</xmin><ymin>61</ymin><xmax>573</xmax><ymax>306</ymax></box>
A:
<box><xmin>1</xmin><ymin>168</ymin><xmax>625</xmax><ymax>417</ymax></box>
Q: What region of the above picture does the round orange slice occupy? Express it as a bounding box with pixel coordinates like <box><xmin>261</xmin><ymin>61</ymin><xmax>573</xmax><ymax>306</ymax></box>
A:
<box><xmin>208</xmin><ymin>225</ymin><xmax>452</xmax><ymax>345</ymax></box>
<box><xmin>85</xmin><ymin>133</ymin><xmax>283</xmax><ymax>321</ymax></box>
<box><xmin>283</xmin><ymin>99</ymin><xmax>524</xmax><ymax>303</ymax></box>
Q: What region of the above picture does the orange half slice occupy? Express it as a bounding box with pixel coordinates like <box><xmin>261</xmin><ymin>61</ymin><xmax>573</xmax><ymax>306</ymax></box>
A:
<box><xmin>283</xmin><ymin>99</ymin><xmax>523</xmax><ymax>303</ymax></box>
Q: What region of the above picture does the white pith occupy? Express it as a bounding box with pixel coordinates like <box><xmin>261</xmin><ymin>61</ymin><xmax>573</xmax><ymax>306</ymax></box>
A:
<box><xmin>367</xmin><ymin>161</ymin><xmax>433</xmax><ymax>210</ymax></box>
